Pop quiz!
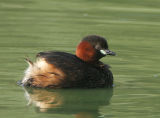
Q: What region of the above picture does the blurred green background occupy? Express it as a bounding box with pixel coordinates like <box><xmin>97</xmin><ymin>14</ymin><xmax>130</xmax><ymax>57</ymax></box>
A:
<box><xmin>0</xmin><ymin>0</ymin><xmax>160</xmax><ymax>118</ymax></box>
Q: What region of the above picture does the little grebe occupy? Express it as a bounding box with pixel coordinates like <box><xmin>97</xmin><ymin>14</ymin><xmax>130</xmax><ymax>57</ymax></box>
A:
<box><xmin>21</xmin><ymin>35</ymin><xmax>116</xmax><ymax>88</ymax></box>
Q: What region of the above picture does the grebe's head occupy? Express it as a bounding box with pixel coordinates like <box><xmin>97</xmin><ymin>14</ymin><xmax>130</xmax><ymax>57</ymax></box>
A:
<box><xmin>76</xmin><ymin>35</ymin><xmax>116</xmax><ymax>62</ymax></box>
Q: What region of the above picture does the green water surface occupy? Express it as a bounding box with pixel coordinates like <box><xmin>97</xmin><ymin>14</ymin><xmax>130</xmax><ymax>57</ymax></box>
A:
<box><xmin>0</xmin><ymin>0</ymin><xmax>160</xmax><ymax>118</ymax></box>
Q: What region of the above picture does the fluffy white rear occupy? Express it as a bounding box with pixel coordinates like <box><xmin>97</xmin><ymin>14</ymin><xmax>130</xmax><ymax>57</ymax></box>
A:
<box><xmin>22</xmin><ymin>58</ymin><xmax>50</xmax><ymax>84</ymax></box>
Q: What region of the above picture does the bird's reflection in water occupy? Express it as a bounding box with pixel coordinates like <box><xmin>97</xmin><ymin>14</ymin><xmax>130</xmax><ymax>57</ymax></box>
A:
<box><xmin>23</xmin><ymin>88</ymin><xmax>113</xmax><ymax>118</ymax></box>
